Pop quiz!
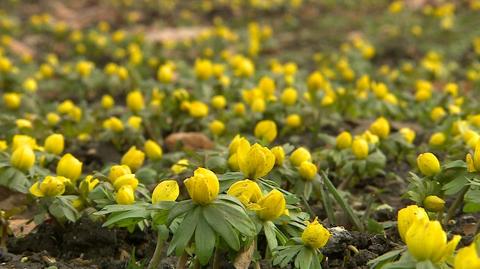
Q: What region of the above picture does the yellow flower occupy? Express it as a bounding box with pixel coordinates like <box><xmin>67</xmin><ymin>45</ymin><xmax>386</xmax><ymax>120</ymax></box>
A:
<box><xmin>157</xmin><ymin>64</ymin><xmax>174</xmax><ymax>83</ymax></box>
<box><xmin>22</xmin><ymin>78</ymin><xmax>37</xmax><ymax>92</ymax></box>
<box><xmin>11</xmin><ymin>145</ymin><xmax>35</xmax><ymax>171</ymax></box>
<box><xmin>3</xmin><ymin>93</ymin><xmax>21</xmax><ymax>110</ymax></box>
<box><xmin>369</xmin><ymin>117</ymin><xmax>390</xmax><ymax>139</ymax></box>
<box><xmin>429</xmin><ymin>132</ymin><xmax>446</xmax><ymax>146</ymax></box>
<box><xmin>56</xmin><ymin>153</ymin><xmax>83</xmax><ymax>182</ymax></box>
<box><xmin>251</xmin><ymin>98</ymin><xmax>266</xmax><ymax>113</ymax></box>
<box><xmin>228</xmin><ymin>154</ymin><xmax>240</xmax><ymax>171</ymax></box>
<box><xmin>126</xmin><ymin>90</ymin><xmax>145</xmax><ymax>113</ymax></box>
<box><xmin>108</xmin><ymin>165</ymin><xmax>132</xmax><ymax>183</ymax></box>
<box><xmin>473</xmin><ymin>141</ymin><xmax>480</xmax><ymax>171</ymax></box>
<box><xmin>233</xmin><ymin>102</ymin><xmax>246</xmax><ymax>116</ymax></box>
<box><xmin>171</xmin><ymin>159</ymin><xmax>189</xmax><ymax>174</ymax></box>
<box><xmin>152</xmin><ymin>180</ymin><xmax>179</xmax><ymax>203</ymax></box>
<box><xmin>417</xmin><ymin>153</ymin><xmax>441</xmax><ymax>176</ymax></box>
<box><xmin>237</xmin><ymin>143</ymin><xmax>275</xmax><ymax>179</ymax></box>
<box><xmin>144</xmin><ymin>140</ymin><xmax>163</xmax><ymax>160</ymax></box>
<box><xmin>352</xmin><ymin>138</ymin><xmax>369</xmax><ymax>160</ymax></box>
<box><xmin>44</xmin><ymin>134</ymin><xmax>64</xmax><ymax>155</ymax></box>
<box><xmin>254</xmin><ymin>120</ymin><xmax>277</xmax><ymax>143</ymax></box>
<box><xmin>12</xmin><ymin>135</ymin><xmax>36</xmax><ymax>151</ymax></box>
<box><xmin>121</xmin><ymin>146</ymin><xmax>145</xmax><ymax>172</ymax></box>
<box><xmin>397</xmin><ymin>205</ymin><xmax>429</xmax><ymax>242</ymax></box>
<box><xmin>116</xmin><ymin>185</ymin><xmax>135</xmax><ymax>205</ymax></box>
<box><xmin>256</xmin><ymin>189</ymin><xmax>286</xmax><ymax>221</ymax></box>
<box><xmin>423</xmin><ymin>195</ymin><xmax>445</xmax><ymax>212</ymax></box>
<box><xmin>184</xmin><ymin>167</ymin><xmax>219</xmax><ymax>205</ymax></box>
<box><xmin>128</xmin><ymin>116</ymin><xmax>142</xmax><ymax>130</ymax></box>
<box><xmin>113</xmin><ymin>173</ymin><xmax>139</xmax><ymax>190</ymax></box>
<box><xmin>467</xmin><ymin>153</ymin><xmax>476</xmax><ymax>172</ymax></box>
<box><xmin>0</xmin><ymin>140</ymin><xmax>7</xmax><ymax>151</ymax></box>
<box><xmin>227</xmin><ymin>179</ymin><xmax>262</xmax><ymax>207</ymax></box>
<box><xmin>285</xmin><ymin>114</ymin><xmax>301</xmax><ymax>128</ymax></box>
<box><xmin>76</xmin><ymin>60</ymin><xmax>94</xmax><ymax>77</ymax></box>
<box><xmin>406</xmin><ymin>219</ymin><xmax>460</xmax><ymax>263</ymax></box>
<box><xmin>211</xmin><ymin>95</ymin><xmax>227</xmax><ymax>109</ymax></box>
<box><xmin>104</xmin><ymin>117</ymin><xmax>124</xmax><ymax>132</ymax></box>
<box><xmin>29</xmin><ymin>176</ymin><xmax>66</xmax><ymax>197</ymax></box>
<box><xmin>299</xmin><ymin>161</ymin><xmax>317</xmax><ymax>181</ymax></box>
<box><xmin>46</xmin><ymin>112</ymin><xmax>61</xmax><ymax>126</ymax></box>
<box><xmin>271</xmin><ymin>146</ymin><xmax>285</xmax><ymax>166</ymax></box>
<box><xmin>79</xmin><ymin>175</ymin><xmax>99</xmax><ymax>193</ymax></box>
<box><xmin>195</xmin><ymin>59</ymin><xmax>213</xmax><ymax>80</ymax></box>
<box><xmin>336</xmin><ymin>131</ymin><xmax>352</xmax><ymax>149</ymax></box>
<box><xmin>454</xmin><ymin>243</ymin><xmax>480</xmax><ymax>269</ymax></box>
<box><xmin>399</xmin><ymin>128</ymin><xmax>416</xmax><ymax>144</ymax></box>
<box><xmin>101</xmin><ymin>95</ymin><xmax>115</xmax><ymax>109</ymax></box>
<box><xmin>16</xmin><ymin>119</ymin><xmax>32</xmax><ymax>129</ymax></box>
<box><xmin>209</xmin><ymin>120</ymin><xmax>225</xmax><ymax>135</ymax></box>
<box><xmin>229</xmin><ymin>135</ymin><xmax>246</xmax><ymax>155</ymax></box>
<box><xmin>281</xmin><ymin>88</ymin><xmax>297</xmax><ymax>105</ymax></box>
<box><xmin>301</xmin><ymin>217</ymin><xmax>331</xmax><ymax>249</ymax></box>
<box><xmin>188</xmin><ymin>101</ymin><xmax>209</xmax><ymax>118</ymax></box>
<box><xmin>290</xmin><ymin>147</ymin><xmax>312</xmax><ymax>167</ymax></box>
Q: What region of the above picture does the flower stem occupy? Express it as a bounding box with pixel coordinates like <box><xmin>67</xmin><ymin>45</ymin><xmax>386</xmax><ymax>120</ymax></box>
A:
<box><xmin>212</xmin><ymin>247</ymin><xmax>222</xmax><ymax>269</ymax></box>
<box><xmin>147</xmin><ymin>232</ymin><xmax>165</xmax><ymax>269</ymax></box>
<box><xmin>176</xmin><ymin>252</ymin><xmax>189</xmax><ymax>269</ymax></box>
<box><xmin>444</xmin><ymin>185</ymin><xmax>469</xmax><ymax>226</ymax></box>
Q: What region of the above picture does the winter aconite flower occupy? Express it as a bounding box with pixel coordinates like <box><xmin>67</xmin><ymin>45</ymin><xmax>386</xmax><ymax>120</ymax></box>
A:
<box><xmin>405</xmin><ymin>219</ymin><xmax>460</xmax><ymax>263</ymax></box>
<box><xmin>397</xmin><ymin>205</ymin><xmax>429</xmax><ymax>242</ymax></box>
<box><xmin>237</xmin><ymin>143</ymin><xmax>275</xmax><ymax>179</ymax></box>
<box><xmin>423</xmin><ymin>195</ymin><xmax>445</xmax><ymax>212</ymax></box>
<box><xmin>184</xmin><ymin>167</ymin><xmax>219</xmax><ymax>205</ymax></box>
<box><xmin>126</xmin><ymin>90</ymin><xmax>144</xmax><ymax>113</ymax></box>
<box><xmin>256</xmin><ymin>189</ymin><xmax>286</xmax><ymax>221</ymax></box>
<box><xmin>352</xmin><ymin>138</ymin><xmax>369</xmax><ymax>160</ymax></box>
<box><xmin>152</xmin><ymin>180</ymin><xmax>179</xmax><ymax>203</ymax></box>
<box><xmin>56</xmin><ymin>153</ymin><xmax>83</xmax><ymax>182</ymax></box>
<box><xmin>299</xmin><ymin>161</ymin><xmax>317</xmax><ymax>181</ymax></box>
<box><xmin>116</xmin><ymin>185</ymin><xmax>135</xmax><ymax>205</ymax></box>
<box><xmin>144</xmin><ymin>140</ymin><xmax>163</xmax><ymax>160</ymax></box>
<box><xmin>254</xmin><ymin>120</ymin><xmax>277</xmax><ymax>143</ymax></box>
<box><xmin>227</xmin><ymin>179</ymin><xmax>263</xmax><ymax>208</ymax></box>
<box><xmin>113</xmin><ymin>173</ymin><xmax>139</xmax><ymax>190</ymax></box>
<box><xmin>11</xmin><ymin>145</ymin><xmax>35</xmax><ymax>171</ymax></box>
<box><xmin>271</xmin><ymin>146</ymin><xmax>285</xmax><ymax>166</ymax></box>
<box><xmin>109</xmin><ymin>165</ymin><xmax>132</xmax><ymax>183</ymax></box>
<box><xmin>301</xmin><ymin>217</ymin><xmax>331</xmax><ymax>249</ymax></box>
<box><xmin>29</xmin><ymin>176</ymin><xmax>66</xmax><ymax>197</ymax></box>
<box><xmin>44</xmin><ymin>133</ymin><xmax>64</xmax><ymax>155</ymax></box>
<box><xmin>399</xmin><ymin>128</ymin><xmax>416</xmax><ymax>144</ymax></box>
<box><xmin>289</xmin><ymin>147</ymin><xmax>312</xmax><ymax>167</ymax></box>
<box><xmin>369</xmin><ymin>117</ymin><xmax>390</xmax><ymax>139</ymax></box>
<box><xmin>454</xmin><ymin>243</ymin><xmax>480</xmax><ymax>269</ymax></box>
<box><xmin>121</xmin><ymin>146</ymin><xmax>145</xmax><ymax>172</ymax></box>
<box><xmin>416</xmin><ymin>153</ymin><xmax>441</xmax><ymax>176</ymax></box>
<box><xmin>336</xmin><ymin>131</ymin><xmax>352</xmax><ymax>149</ymax></box>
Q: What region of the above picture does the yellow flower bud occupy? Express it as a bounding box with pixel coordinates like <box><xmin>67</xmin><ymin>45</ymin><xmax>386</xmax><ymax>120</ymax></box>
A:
<box><xmin>0</xmin><ymin>140</ymin><xmax>7</xmax><ymax>151</ymax></box>
<box><xmin>256</xmin><ymin>189</ymin><xmax>286</xmax><ymax>221</ymax></box>
<box><xmin>467</xmin><ymin>153</ymin><xmax>477</xmax><ymax>173</ymax></box>
<box><xmin>211</xmin><ymin>95</ymin><xmax>226</xmax><ymax>110</ymax></box>
<box><xmin>369</xmin><ymin>117</ymin><xmax>390</xmax><ymax>139</ymax></box>
<box><xmin>171</xmin><ymin>159</ymin><xmax>189</xmax><ymax>174</ymax></box>
<box><xmin>405</xmin><ymin>219</ymin><xmax>460</xmax><ymax>263</ymax></box>
<box><xmin>281</xmin><ymin>87</ymin><xmax>297</xmax><ymax>105</ymax></box>
<box><xmin>109</xmin><ymin>165</ymin><xmax>132</xmax><ymax>183</ymax></box>
<box><xmin>423</xmin><ymin>195</ymin><xmax>445</xmax><ymax>212</ymax></box>
<box><xmin>251</xmin><ymin>98</ymin><xmax>265</xmax><ymax>113</ymax></box>
<box><xmin>397</xmin><ymin>205</ymin><xmax>429</xmax><ymax>242</ymax></box>
<box><xmin>454</xmin><ymin>243</ymin><xmax>480</xmax><ymax>269</ymax></box>
<box><xmin>352</xmin><ymin>138</ymin><xmax>369</xmax><ymax>160</ymax></box>
<box><xmin>144</xmin><ymin>140</ymin><xmax>163</xmax><ymax>160</ymax></box>
<box><xmin>301</xmin><ymin>217</ymin><xmax>331</xmax><ymax>249</ymax></box>
<box><xmin>227</xmin><ymin>179</ymin><xmax>262</xmax><ymax>206</ymax></box>
<box><xmin>271</xmin><ymin>146</ymin><xmax>285</xmax><ymax>166</ymax></box>
<box><xmin>12</xmin><ymin>135</ymin><xmax>36</xmax><ymax>151</ymax></box>
<box><xmin>184</xmin><ymin>167</ymin><xmax>219</xmax><ymax>205</ymax></box>
<box><xmin>299</xmin><ymin>161</ymin><xmax>317</xmax><ymax>181</ymax></box>
<box><xmin>29</xmin><ymin>176</ymin><xmax>66</xmax><ymax>197</ymax></box>
<box><xmin>46</xmin><ymin>112</ymin><xmax>61</xmax><ymax>126</ymax></box>
<box><xmin>237</xmin><ymin>143</ymin><xmax>275</xmax><ymax>179</ymax></box>
<box><xmin>209</xmin><ymin>120</ymin><xmax>225</xmax><ymax>135</ymax></box>
<box><xmin>44</xmin><ymin>134</ymin><xmax>64</xmax><ymax>155</ymax></box>
<box><xmin>416</xmin><ymin>153</ymin><xmax>441</xmax><ymax>176</ymax></box>
<box><xmin>254</xmin><ymin>120</ymin><xmax>277</xmax><ymax>143</ymax></box>
<box><xmin>16</xmin><ymin>119</ymin><xmax>32</xmax><ymax>129</ymax></box>
<box><xmin>3</xmin><ymin>93</ymin><xmax>21</xmax><ymax>110</ymax></box>
<box><xmin>105</xmin><ymin>117</ymin><xmax>124</xmax><ymax>132</ymax></box>
<box><xmin>128</xmin><ymin>116</ymin><xmax>142</xmax><ymax>130</ymax></box>
<box><xmin>336</xmin><ymin>131</ymin><xmax>352</xmax><ymax>149</ymax></box>
<box><xmin>56</xmin><ymin>153</ymin><xmax>83</xmax><ymax>182</ymax></box>
<box><xmin>11</xmin><ymin>145</ymin><xmax>35</xmax><ymax>171</ymax></box>
<box><xmin>285</xmin><ymin>114</ymin><xmax>301</xmax><ymax>128</ymax></box>
<box><xmin>157</xmin><ymin>64</ymin><xmax>174</xmax><ymax>83</ymax></box>
<box><xmin>473</xmin><ymin>141</ymin><xmax>480</xmax><ymax>171</ymax></box>
<box><xmin>79</xmin><ymin>175</ymin><xmax>99</xmax><ymax>193</ymax></box>
<box><xmin>152</xmin><ymin>180</ymin><xmax>179</xmax><ymax>203</ymax></box>
<box><xmin>126</xmin><ymin>90</ymin><xmax>144</xmax><ymax>113</ymax></box>
<box><xmin>229</xmin><ymin>135</ymin><xmax>246</xmax><ymax>155</ymax></box>
<box><xmin>101</xmin><ymin>95</ymin><xmax>114</xmax><ymax>109</ymax></box>
<box><xmin>290</xmin><ymin>147</ymin><xmax>312</xmax><ymax>167</ymax></box>
<box><xmin>233</xmin><ymin>102</ymin><xmax>246</xmax><ymax>116</ymax></box>
<box><xmin>188</xmin><ymin>101</ymin><xmax>209</xmax><ymax>118</ymax></box>
<box><xmin>113</xmin><ymin>173</ymin><xmax>139</xmax><ymax>190</ymax></box>
<box><xmin>121</xmin><ymin>146</ymin><xmax>145</xmax><ymax>172</ymax></box>
<box><xmin>399</xmin><ymin>128</ymin><xmax>416</xmax><ymax>144</ymax></box>
<box><xmin>429</xmin><ymin>132</ymin><xmax>446</xmax><ymax>146</ymax></box>
<box><xmin>228</xmin><ymin>154</ymin><xmax>239</xmax><ymax>171</ymax></box>
<box><xmin>195</xmin><ymin>59</ymin><xmax>213</xmax><ymax>80</ymax></box>
<box><xmin>23</xmin><ymin>78</ymin><xmax>37</xmax><ymax>92</ymax></box>
<box><xmin>116</xmin><ymin>185</ymin><xmax>135</xmax><ymax>205</ymax></box>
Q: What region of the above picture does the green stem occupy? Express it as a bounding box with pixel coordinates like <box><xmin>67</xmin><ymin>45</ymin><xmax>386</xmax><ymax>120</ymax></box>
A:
<box><xmin>0</xmin><ymin>219</ymin><xmax>7</xmax><ymax>252</ymax></box>
<box><xmin>313</xmin><ymin>177</ymin><xmax>336</xmax><ymax>225</ymax></box>
<box><xmin>176</xmin><ymin>252</ymin><xmax>189</xmax><ymax>269</ymax></box>
<box><xmin>212</xmin><ymin>247</ymin><xmax>221</xmax><ymax>269</ymax></box>
<box><xmin>321</xmin><ymin>171</ymin><xmax>364</xmax><ymax>232</ymax></box>
<box><xmin>147</xmin><ymin>232</ymin><xmax>165</xmax><ymax>269</ymax></box>
<box><xmin>444</xmin><ymin>186</ymin><xmax>469</xmax><ymax>225</ymax></box>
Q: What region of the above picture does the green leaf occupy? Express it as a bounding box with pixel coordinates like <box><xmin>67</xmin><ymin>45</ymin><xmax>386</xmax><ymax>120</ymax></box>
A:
<box><xmin>195</xmin><ymin>215</ymin><xmax>216</xmax><ymax>265</ymax></box>
<box><xmin>103</xmin><ymin>208</ymin><xmax>150</xmax><ymax>227</ymax></box>
<box><xmin>203</xmin><ymin>205</ymin><xmax>240</xmax><ymax>251</ymax></box>
<box><xmin>273</xmin><ymin>245</ymin><xmax>303</xmax><ymax>268</ymax></box>
<box><xmin>294</xmin><ymin>247</ymin><xmax>313</xmax><ymax>269</ymax></box>
<box><xmin>443</xmin><ymin>176</ymin><xmax>468</xmax><ymax>195</ymax></box>
<box><xmin>168</xmin><ymin>205</ymin><xmax>201</xmax><ymax>256</ymax></box>
<box><xmin>416</xmin><ymin>260</ymin><xmax>438</xmax><ymax>269</ymax></box>
<box><xmin>167</xmin><ymin>200</ymin><xmax>196</xmax><ymax>223</ymax></box>
<box><xmin>367</xmin><ymin>248</ymin><xmax>405</xmax><ymax>268</ymax></box>
<box><xmin>263</xmin><ymin>221</ymin><xmax>278</xmax><ymax>251</ymax></box>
